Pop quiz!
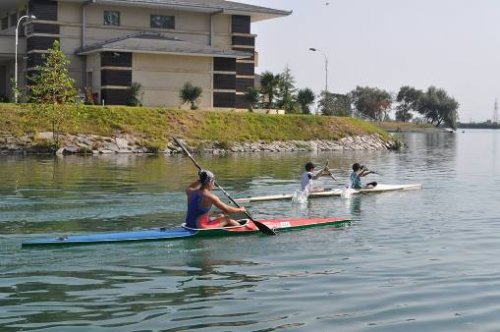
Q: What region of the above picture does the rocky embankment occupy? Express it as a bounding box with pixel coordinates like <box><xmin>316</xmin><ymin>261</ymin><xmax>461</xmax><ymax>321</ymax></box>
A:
<box><xmin>0</xmin><ymin>132</ymin><xmax>400</xmax><ymax>155</ymax></box>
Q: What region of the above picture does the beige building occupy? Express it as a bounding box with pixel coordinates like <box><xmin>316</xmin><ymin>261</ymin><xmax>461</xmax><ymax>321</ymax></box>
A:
<box><xmin>0</xmin><ymin>0</ymin><xmax>290</xmax><ymax>107</ymax></box>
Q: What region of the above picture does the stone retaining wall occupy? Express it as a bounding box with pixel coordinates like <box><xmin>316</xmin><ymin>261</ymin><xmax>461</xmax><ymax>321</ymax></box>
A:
<box><xmin>0</xmin><ymin>132</ymin><xmax>400</xmax><ymax>155</ymax></box>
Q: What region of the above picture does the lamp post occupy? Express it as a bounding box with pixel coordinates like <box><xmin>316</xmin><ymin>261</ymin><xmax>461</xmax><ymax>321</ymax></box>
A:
<box><xmin>15</xmin><ymin>14</ymin><xmax>36</xmax><ymax>103</ymax></box>
<box><xmin>309</xmin><ymin>47</ymin><xmax>328</xmax><ymax>93</ymax></box>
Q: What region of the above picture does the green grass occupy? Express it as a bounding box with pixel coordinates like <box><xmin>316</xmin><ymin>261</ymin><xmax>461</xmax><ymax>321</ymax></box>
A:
<box><xmin>0</xmin><ymin>103</ymin><xmax>391</xmax><ymax>149</ymax></box>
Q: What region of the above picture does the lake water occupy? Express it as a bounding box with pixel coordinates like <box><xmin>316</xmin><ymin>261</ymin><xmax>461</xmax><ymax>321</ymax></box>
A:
<box><xmin>1</xmin><ymin>130</ymin><xmax>500</xmax><ymax>331</ymax></box>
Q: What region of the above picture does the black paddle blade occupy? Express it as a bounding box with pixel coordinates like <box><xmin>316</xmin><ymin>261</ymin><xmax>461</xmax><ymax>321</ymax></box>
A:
<box><xmin>252</xmin><ymin>219</ymin><xmax>276</xmax><ymax>236</ymax></box>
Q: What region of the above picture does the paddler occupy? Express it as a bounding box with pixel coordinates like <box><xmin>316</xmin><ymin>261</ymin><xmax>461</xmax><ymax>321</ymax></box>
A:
<box><xmin>185</xmin><ymin>169</ymin><xmax>246</xmax><ymax>229</ymax></box>
<box><xmin>301</xmin><ymin>162</ymin><xmax>332</xmax><ymax>193</ymax></box>
<box><xmin>350</xmin><ymin>163</ymin><xmax>377</xmax><ymax>189</ymax></box>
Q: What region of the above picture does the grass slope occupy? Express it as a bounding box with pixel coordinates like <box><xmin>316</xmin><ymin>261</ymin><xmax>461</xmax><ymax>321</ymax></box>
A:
<box><xmin>0</xmin><ymin>104</ymin><xmax>390</xmax><ymax>149</ymax></box>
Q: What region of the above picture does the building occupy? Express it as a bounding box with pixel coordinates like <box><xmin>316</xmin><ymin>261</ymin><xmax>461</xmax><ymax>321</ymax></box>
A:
<box><xmin>0</xmin><ymin>0</ymin><xmax>290</xmax><ymax>107</ymax></box>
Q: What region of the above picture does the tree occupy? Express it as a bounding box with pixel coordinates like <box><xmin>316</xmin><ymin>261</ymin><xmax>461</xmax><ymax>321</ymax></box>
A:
<box><xmin>30</xmin><ymin>40</ymin><xmax>78</xmax><ymax>149</ymax></box>
<box><xmin>179</xmin><ymin>82</ymin><xmax>202</xmax><ymax>110</ymax></box>
<box><xmin>245</xmin><ymin>87</ymin><xmax>260</xmax><ymax>112</ymax></box>
<box><xmin>319</xmin><ymin>91</ymin><xmax>351</xmax><ymax>116</ymax></box>
<box><xmin>296</xmin><ymin>88</ymin><xmax>315</xmax><ymax>114</ymax></box>
<box><xmin>349</xmin><ymin>86</ymin><xmax>392</xmax><ymax>121</ymax></box>
<box><xmin>418</xmin><ymin>86</ymin><xmax>459</xmax><ymax>129</ymax></box>
<box><xmin>275</xmin><ymin>66</ymin><xmax>297</xmax><ymax>113</ymax></box>
<box><xmin>126</xmin><ymin>82</ymin><xmax>143</xmax><ymax>106</ymax></box>
<box><xmin>395</xmin><ymin>86</ymin><xmax>422</xmax><ymax>122</ymax></box>
<box><xmin>260</xmin><ymin>71</ymin><xmax>280</xmax><ymax>109</ymax></box>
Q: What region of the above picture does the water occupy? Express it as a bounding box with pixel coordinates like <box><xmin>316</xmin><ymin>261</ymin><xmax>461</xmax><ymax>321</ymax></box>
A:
<box><xmin>1</xmin><ymin>130</ymin><xmax>500</xmax><ymax>331</ymax></box>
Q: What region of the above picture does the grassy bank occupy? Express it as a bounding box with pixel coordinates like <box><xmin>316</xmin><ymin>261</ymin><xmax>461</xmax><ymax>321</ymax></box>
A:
<box><xmin>0</xmin><ymin>103</ymin><xmax>390</xmax><ymax>148</ymax></box>
<box><xmin>375</xmin><ymin>121</ymin><xmax>436</xmax><ymax>132</ymax></box>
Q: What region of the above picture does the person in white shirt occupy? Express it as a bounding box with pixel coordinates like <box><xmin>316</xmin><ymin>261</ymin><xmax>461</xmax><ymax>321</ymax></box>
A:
<box><xmin>300</xmin><ymin>162</ymin><xmax>331</xmax><ymax>193</ymax></box>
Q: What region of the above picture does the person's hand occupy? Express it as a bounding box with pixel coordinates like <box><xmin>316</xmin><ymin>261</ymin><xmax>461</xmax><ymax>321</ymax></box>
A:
<box><xmin>239</xmin><ymin>206</ymin><xmax>247</xmax><ymax>213</ymax></box>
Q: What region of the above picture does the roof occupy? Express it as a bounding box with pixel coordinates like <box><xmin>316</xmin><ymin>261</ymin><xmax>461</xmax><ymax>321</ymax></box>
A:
<box><xmin>75</xmin><ymin>31</ymin><xmax>253</xmax><ymax>58</ymax></box>
<box><xmin>87</xmin><ymin>0</ymin><xmax>292</xmax><ymax>22</ymax></box>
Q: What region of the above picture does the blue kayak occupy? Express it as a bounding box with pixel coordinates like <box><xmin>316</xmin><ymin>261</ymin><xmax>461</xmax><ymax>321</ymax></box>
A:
<box><xmin>22</xmin><ymin>217</ymin><xmax>351</xmax><ymax>247</ymax></box>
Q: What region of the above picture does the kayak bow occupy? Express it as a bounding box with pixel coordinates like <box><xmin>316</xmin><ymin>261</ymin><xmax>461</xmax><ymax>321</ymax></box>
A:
<box><xmin>22</xmin><ymin>216</ymin><xmax>351</xmax><ymax>247</ymax></box>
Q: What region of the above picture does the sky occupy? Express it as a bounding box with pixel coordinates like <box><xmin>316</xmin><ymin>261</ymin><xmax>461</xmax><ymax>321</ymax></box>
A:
<box><xmin>240</xmin><ymin>0</ymin><xmax>500</xmax><ymax>122</ymax></box>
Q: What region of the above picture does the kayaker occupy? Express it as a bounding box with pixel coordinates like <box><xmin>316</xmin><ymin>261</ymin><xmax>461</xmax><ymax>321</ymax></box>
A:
<box><xmin>350</xmin><ymin>163</ymin><xmax>377</xmax><ymax>189</ymax></box>
<box><xmin>301</xmin><ymin>162</ymin><xmax>331</xmax><ymax>193</ymax></box>
<box><xmin>185</xmin><ymin>169</ymin><xmax>246</xmax><ymax>229</ymax></box>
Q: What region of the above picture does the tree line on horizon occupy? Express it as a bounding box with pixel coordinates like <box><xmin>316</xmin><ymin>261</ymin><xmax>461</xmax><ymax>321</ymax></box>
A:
<box><xmin>249</xmin><ymin>67</ymin><xmax>459</xmax><ymax>129</ymax></box>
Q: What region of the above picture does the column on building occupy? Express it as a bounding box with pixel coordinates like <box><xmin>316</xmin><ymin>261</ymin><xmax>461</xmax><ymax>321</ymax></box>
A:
<box><xmin>231</xmin><ymin>15</ymin><xmax>255</xmax><ymax>109</ymax></box>
<box><xmin>100</xmin><ymin>52</ymin><xmax>132</xmax><ymax>105</ymax></box>
<box><xmin>26</xmin><ymin>0</ymin><xmax>60</xmax><ymax>84</ymax></box>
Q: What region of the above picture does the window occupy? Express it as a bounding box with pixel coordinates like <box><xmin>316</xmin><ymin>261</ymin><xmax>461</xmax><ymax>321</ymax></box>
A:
<box><xmin>1</xmin><ymin>17</ymin><xmax>7</xmax><ymax>30</ymax></box>
<box><xmin>10</xmin><ymin>12</ymin><xmax>17</xmax><ymax>27</ymax></box>
<box><xmin>150</xmin><ymin>15</ymin><xmax>175</xmax><ymax>29</ymax></box>
<box><xmin>104</xmin><ymin>11</ymin><xmax>120</xmax><ymax>26</ymax></box>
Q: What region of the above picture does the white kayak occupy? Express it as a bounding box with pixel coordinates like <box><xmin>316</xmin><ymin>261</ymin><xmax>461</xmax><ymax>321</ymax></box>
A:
<box><xmin>234</xmin><ymin>183</ymin><xmax>422</xmax><ymax>203</ymax></box>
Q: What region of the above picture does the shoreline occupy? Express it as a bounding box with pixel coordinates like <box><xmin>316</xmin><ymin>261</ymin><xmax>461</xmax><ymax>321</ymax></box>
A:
<box><xmin>0</xmin><ymin>133</ymin><xmax>400</xmax><ymax>155</ymax></box>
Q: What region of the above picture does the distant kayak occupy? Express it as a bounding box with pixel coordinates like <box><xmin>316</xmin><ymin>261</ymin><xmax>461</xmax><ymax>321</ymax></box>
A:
<box><xmin>235</xmin><ymin>183</ymin><xmax>422</xmax><ymax>203</ymax></box>
<box><xmin>22</xmin><ymin>216</ymin><xmax>351</xmax><ymax>247</ymax></box>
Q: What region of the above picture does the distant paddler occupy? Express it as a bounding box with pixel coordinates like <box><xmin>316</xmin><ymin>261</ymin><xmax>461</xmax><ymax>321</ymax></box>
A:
<box><xmin>300</xmin><ymin>161</ymin><xmax>333</xmax><ymax>194</ymax></box>
<box><xmin>185</xmin><ymin>169</ymin><xmax>246</xmax><ymax>229</ymax></box>
<box><xmin>350</xmin><ymin>163</ymin><xmax>378</xmax><ymax>189</ymax></box>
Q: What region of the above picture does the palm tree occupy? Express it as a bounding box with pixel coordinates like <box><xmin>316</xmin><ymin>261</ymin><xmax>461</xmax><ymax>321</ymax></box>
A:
<box><xmin>180</xmin><ymin>82</ymin><xmax>202</xmax><ymax>110</ymax></box>
<box><xmin>260</xmin><ymin>71</ymin><xmax>279</xmax><ymax>109</ymax></box>
<box><xmin>296</xmin><ymin>88</ymin><xmax>315</xmax><ymax>114</ymax></box>
<box><xmin>245</xmin><ymin>87</ymin><xmax>260</xmax><ymax>112</ymax></box>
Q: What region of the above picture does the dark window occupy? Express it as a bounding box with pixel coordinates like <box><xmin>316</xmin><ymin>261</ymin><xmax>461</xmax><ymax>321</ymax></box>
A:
<box><xmin>101</xmin><ymin>52</ymin><xmax>132</xmax><ymax>67</ymax></box>
<box><xmin>101</xmin><ymin>69</ymin><xmax>132</xmax><ymax>86</ymax></box>
<box><xmin>232</xmin><ymin>15</ymin><xmax>250</xmax><ymax>34</ymax></box>
<box><xmin>236</xmin><ymin>62</ymin><xmax>254</xmax><ymax>76</ymax></box>
<box><xmin>214</xmin><ymin>58</ymin><xmax>236</xmax><ymax>72</ymax></box>
<box><xmin>1</xmin><ymin>17</ymin><xmax>7</xmax><ymax>30</ymax></box>
<box><xmin>232</xmin><ymin>36</ymin><xmax>255</xmax><ymax>46</ymax></box>
<box><xmin>214</xmin><ymin>74</ymin><xmax>236</xmax><ymax>90</ymax></box>
<box><xmin>104</xmin><ymin>11</ymin><xmax>120</xmax><ymax>26</ymax></box>
<box><xmin>10</xmin><ymin>13</ymin><xmax>17</xmax><ymax>27</ymax></box>
<box><xmin>29</xmin><ymin>0</ymin><xmax>58</xmax><ymax>21</ymax></box>
<box><xmin>150</xmin><ymin>15</ymin><xmax>175</xmax><ymax>29</ymax></box>
<box><xmin>214</xmin><ymin>92</ymin><xmax>235</xmax><ymax>108</ymax></box>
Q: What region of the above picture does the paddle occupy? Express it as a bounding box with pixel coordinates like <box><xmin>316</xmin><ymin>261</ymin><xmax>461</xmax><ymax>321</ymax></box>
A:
<box><xmin>361</xmin><ymin>165</ymin><xmax>381</xmax><ymax>176</ymax></box>
<box><xmin>173</xmin><ymin>137</ymin><xmax>276</xmax><ymax>236</ymax></box>
<box><xmin>323</xmin><ymin>160</ymin><xmax>336</xmax><ymax>181</ymax></box>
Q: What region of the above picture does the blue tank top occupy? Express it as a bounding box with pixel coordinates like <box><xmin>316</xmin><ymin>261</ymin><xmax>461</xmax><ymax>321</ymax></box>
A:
<box><xmin>185</xmin><ymin>191</ymin><xmax>211</xmax><ymax>228</ymax></box>
<box><xmin>350</xmin><ymin>171</ymin><xmax>362</xmax><ymax>189</ymax></box>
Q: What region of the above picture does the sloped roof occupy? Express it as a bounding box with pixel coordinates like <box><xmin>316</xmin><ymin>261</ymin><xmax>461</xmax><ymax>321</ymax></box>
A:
<box><xmin>91</xmin><ymin>0</ymin><xmax>291</xmax><ymax>21</ymax></box>
<box><xmin>76</xmin><ymin>32</ymin><xmax>253</xmax><ymax>58</ymax></box>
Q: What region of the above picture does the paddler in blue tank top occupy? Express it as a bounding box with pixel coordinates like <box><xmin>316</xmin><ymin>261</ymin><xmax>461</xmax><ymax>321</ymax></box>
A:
<box><xmin>350</xmin><ymin>163</ymin><xmax>377</xmax><ymax>189</ymax></box>
<box><xmin>185</xmin><ymin>169</ymin><xmax>246</xmax><ymax>229</ymax></box>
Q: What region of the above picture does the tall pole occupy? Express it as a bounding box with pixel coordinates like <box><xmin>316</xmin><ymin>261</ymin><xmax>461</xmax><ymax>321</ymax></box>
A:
<box><xmin>309</xmin><ymin>47</ymin><xmax>328</xmax><ymax>93</ymax></box>
<box><xmin>15</xmin><ymin>14</ymin><xmax>36</xmax><ymax>103</ymax></box>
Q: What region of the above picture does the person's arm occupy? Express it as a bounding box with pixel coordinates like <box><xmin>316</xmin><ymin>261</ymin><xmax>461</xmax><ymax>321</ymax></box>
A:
<box><xmin>209</xmin><ymin>193</ymin><xmax>246</xmax><ymax>214</ymax></box>
<box><xmin>313</xmin><ymin>167</ymin><xmax>332</xmax><ymax>179</ymax></box>
<box><xmin>186</xmin><ymin>179</ymin><xmax>201</xmax><ymax>194</ymax></box>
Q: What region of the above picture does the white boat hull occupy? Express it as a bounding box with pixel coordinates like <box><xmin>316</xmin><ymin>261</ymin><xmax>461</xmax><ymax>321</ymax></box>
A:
<box><xmin>235</xmin><ymin>184</ymin><xmax>422</xmax><ymax>203</ymax></box>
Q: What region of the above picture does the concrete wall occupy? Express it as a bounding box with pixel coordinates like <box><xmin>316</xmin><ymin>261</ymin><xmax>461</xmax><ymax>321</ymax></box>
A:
<box><xmin>58</xmin><ymin>2</ymin><xmax>232</xmax><ymax>49</ymax></box>
<box><xmin>85</xmin><ymin>52</ymin><xmax>100</xmax><ymax>102</ymax></box>
<box><xmin>132</xmin><ymin>53</ymin><xmax>212</xmax><ymax>107</ymax></box>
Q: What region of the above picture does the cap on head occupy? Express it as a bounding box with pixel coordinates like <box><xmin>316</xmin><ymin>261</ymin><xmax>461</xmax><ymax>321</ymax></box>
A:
<box><xmin>305</xmin><ymin>162</ymin><xmax>316</xmax><ymax>171</ymax></box>
<box><xmin>199</xmin><ymin>169</ymin><xmax>215</xmax><ymax>185</ymax></box>
<box><xmin>352</xmin><ymin>163</ymin><xmax>361</xmax><ymax>171</ymax></box>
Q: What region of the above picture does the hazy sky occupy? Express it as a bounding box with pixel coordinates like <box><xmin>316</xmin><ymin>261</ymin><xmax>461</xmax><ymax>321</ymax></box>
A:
<box><xmin>241</xmin><ymin>0</ymin><xmax>500</xmax><ymax>122</ymax></box>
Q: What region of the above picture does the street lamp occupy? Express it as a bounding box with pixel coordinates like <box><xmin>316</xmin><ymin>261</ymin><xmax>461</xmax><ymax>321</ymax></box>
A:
<box><xmin>309</xmin><ymin>47</ymin><xmax>328</xmax><ymax>93</ymax></box>
<box><xmin>15</xmin><ymin>13</ymin><xmax>36</xmax><ymax>103</ymax></box>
